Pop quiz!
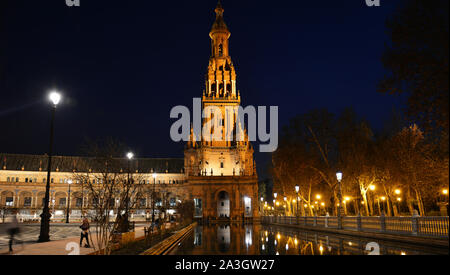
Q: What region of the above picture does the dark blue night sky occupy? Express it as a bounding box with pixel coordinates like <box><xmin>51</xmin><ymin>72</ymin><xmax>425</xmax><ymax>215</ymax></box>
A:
<box><xmin>0</xmin><ymin>0</ymin><xmax>405</xmax><ymax>179</ymax></box>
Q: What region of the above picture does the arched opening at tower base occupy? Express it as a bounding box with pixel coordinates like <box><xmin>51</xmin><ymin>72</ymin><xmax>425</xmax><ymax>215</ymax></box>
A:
<box><xmin>217</xmin><ymin>191</ymin><xmax>230</xmax><ymax>218</ymax></box>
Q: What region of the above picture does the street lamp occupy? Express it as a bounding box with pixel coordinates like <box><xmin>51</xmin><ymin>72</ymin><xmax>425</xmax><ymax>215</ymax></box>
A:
<box><xmin>124</xmin><ymin>152</ymin><xmax>134</xmax><ymax>230</ymax></box>
<box><xmin>316</xmin><ymin>194</ymin><xmax>322</xmax><ymax>200</ymax></box>
<box><xmin>295</xmin><ymin>186</ymin><xmax>300</xmax><ymax>218</ymax></box>
<box><xmin>260</xmin><ymin>197</ymin><xmax>264</xmax><ymax>215</ymax></box>
<box><xmin>336</xmin><ymin>172</ymin><xmax>343</xmax><ymax>229</ymax></box>
<box><xmin>66</xmin><ymin>180</ymin><xmax>72</xmax><ymax>223</ymax></box>
<box><xmin>38</xmin><ymin>91</ymin><xmax>62</xmax><ymax>243</ymax></box>
<box><xmin>395</xmin><ymin>189</ymin><xmax>401</xmax><ymax>195</ymax></box>
<box><xmin>151</xmin><ymin>173</ymin><xmax>157</xmax><ymax>231</ymax></box>
<box><xmin>127</xmin><ymin>152</ymin><xmax>134</xmax><ymax>160</ymax></box>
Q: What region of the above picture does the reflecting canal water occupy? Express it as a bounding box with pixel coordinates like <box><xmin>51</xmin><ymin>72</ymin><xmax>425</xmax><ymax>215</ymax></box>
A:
<box><xmin>170</xmin><ymin>224</ymin><xmax>448</xmax><ymax>255</ymax></box>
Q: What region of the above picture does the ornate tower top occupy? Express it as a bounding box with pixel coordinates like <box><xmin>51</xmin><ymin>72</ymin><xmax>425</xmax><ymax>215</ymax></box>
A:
<box><xmin>205</xmin><ymin>0</ymin><xmax>238</xmax><ymax>100</ymax></box>
<box><xmin>210</xmin><ymin>0</ymin><xmax>229</xmax><ymax>36</ymax></box>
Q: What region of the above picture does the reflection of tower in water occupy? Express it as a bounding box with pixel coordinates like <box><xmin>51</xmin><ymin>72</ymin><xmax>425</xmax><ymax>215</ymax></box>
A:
<box><xmin>217</xmin><ymin>224</ymin><xmax>231</xmax><ymax>252</ymax></box>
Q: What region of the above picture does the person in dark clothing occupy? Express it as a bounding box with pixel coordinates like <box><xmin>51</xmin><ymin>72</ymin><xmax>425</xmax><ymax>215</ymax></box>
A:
<box><xmin>79</xmin><ymin>217</ymin><xmax>90</xmax><ymax>248</ymax></box>
<box><xmin>7</xmin><ymin>215</ymin><xmax>20</xmax><ymax>254</ymax></box>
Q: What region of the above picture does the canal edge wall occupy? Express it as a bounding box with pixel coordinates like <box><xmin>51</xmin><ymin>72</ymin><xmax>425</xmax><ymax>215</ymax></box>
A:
<box><xmin>140</xmin><ymin>222</ymin><xmax>197</xmax><ymax>255</ymax></box>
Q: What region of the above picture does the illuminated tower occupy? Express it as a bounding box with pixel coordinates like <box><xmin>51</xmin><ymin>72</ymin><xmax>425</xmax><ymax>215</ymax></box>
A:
<box><xmin>186</xmin><ymin>0</ymin><xmax>255</xmax><ymax>178</ymax></box>
<box><xmin>184</xmin><ymin>1</ymin><xmax>259</xmax><ymax>221</ymax></box>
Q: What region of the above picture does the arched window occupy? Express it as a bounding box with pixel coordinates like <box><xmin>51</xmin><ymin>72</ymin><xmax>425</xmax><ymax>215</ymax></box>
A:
<box><xmin>218</xmin><ymin>44</ymin><xmax>223</xmax><ymax>56</ymax></box>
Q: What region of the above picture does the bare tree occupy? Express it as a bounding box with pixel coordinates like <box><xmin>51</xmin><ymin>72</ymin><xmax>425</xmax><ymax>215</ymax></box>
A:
<box><xmin>72</xmin><ymin>138</ymin><xmax>146</xmax><ymax>254</ymax></box>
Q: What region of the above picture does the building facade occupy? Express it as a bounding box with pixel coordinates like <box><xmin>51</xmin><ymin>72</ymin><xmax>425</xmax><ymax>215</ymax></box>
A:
<box><xmin>0</xmin><ymin>1</ymin><xmax>258</xmax><ymax>222</ymax></box>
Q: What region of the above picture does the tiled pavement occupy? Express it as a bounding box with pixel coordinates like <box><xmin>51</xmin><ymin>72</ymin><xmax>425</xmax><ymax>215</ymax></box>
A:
<box><xmin>0</xmin><ymin>223</ymin><xmax>146</xmax><ymax>255</ymax></box>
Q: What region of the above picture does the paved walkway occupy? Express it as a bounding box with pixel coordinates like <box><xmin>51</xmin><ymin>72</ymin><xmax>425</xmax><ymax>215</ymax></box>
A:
<box><xmin>0</xmin><ymin>226</ymin><xmax>146</xmax><ymax>255</ymax></box>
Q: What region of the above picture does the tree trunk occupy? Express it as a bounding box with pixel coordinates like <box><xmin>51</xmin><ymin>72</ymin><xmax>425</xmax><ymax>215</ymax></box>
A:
<box><xmin>367</xmin><ymin>193</ymin><xmax>374</xmax><ymax>216</ymax></box>
<box><xmin>387</xmin><ymin>198</ymin><xmax>393</xmax><ymax>216</ymax></box>
<box><xmin>415</xmin><ymin>189</ymin><xmax>425</xmax><ymax>216</ymax></box>
<box><xmin>406</xmin><ymin>188</ymin><xmax>415</xmax><ymax>215</ymax></box>
<box><xmin>361</xmin><ymin>188</ymin><xmax>370</xmax><ymax>216</ymax></box>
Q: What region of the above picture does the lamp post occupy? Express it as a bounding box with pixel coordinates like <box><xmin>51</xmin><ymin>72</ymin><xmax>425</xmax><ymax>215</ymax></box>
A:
<box><xmin>65</xmin><ymin>180</ymin><xmax>72</xmax><ymax>223</ymax></box>
<box><xmin>260</xmin><ymin>197</ymin><xmax>264</xmax><ymax>216</ymax></box>
<box><xmin>380</xmin><ymin>196</ymin><xmax>386</xmax><ymax>214</ymax></box>
<box><xmin>151</xmin><ymin>173</ymin><xmax>157</xmax><ymax>232</ymax></box>
<box><xmin>295</xmin><ymin>186</ymin><xmax>300</xmax><ymax>218</ymax></box>
<box><xmin>368</xmin><ymin>185</ymin><xmax>376</xmax><ymax>216</ymax></box>
<box><xmin>38</xmin><ymin>91</ymin><xmax>61</xmax><ymax>243</ymax></box>
<box><xmin>125</xmin><ymin>152</ymin><xmax>134</xmax><ymax>231</ymax></box>
<box><xmin>273</xmin><ymin>193</ymin><xmax>277</xmax><ymax>217</ymax></box>
<box><xmin>336</xmin><ymin>172</ymin><xmax>343</xmax><ymax>229</ymax></box>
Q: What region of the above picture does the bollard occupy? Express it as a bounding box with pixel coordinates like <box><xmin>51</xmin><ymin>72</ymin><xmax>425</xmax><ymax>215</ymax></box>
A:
<box><xmin>356</xmin><ymin>213</ymin><xmax>362</xmax><ymax>231</ymax></box>
<box><xmin>325</xmin><ymin>214</ymin><xmax>329</xmax><ymax>228</ymax></box>
<box><xmin>380</xmin><ymin>212</ymin><xmax>386</xmax><ymax>232</ymax></box>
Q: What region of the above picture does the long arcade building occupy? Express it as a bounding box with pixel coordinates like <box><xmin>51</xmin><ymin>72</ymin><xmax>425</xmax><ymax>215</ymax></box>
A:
<box><xmin>0</xmin><ymin>2</ymin><xmax>259</xmax><ymax>222</ymax></box>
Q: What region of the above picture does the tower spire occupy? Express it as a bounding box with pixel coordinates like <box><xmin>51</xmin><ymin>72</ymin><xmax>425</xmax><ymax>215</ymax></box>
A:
<box><xmin>211</xmin><ymin>0</ymin><xmax>229</xmax><ymax>35</ymax></box>
<box><xmin>215</xmin><ymin>0</ymin><xmax>224</xmax><ymax>17</ymax></box>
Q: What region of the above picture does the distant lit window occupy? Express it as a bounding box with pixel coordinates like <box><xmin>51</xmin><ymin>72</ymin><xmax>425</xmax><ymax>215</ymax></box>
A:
<box><xmin>139</xmin><ymin>199</ymin><xmax>146</xmax><ymax>207</ymax></box>
<box><xmin>170</xmin><ymin>198</ymin><xmax>176</xmax><ymax>207</ymax></box>
<box><xmin>59</xmin><ymin>198</ymin><xmax>66</xmax><ymax>206</ymax></box>
<box><xmin>24</xmin><ymin>197</ymin><xmax>32</xmax><ymax>206</ymax></box>
<box><xmin>6</xmin><ymin>197</ymin><xmax>13</xmax><ymax>206</ymax></box>
<box><xmin>76</xmin><ymin>198</ymin><xmax>83</xmax><ymax>207</ymax></box>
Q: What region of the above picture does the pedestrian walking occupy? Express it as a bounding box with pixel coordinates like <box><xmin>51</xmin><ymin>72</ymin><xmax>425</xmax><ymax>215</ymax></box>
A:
<box><xmin>79</xmin><ymin>217</ymin><xmax>91</xmax><ymax>248</ymax></box>
<box><xmin>6</xmin><ymin>214</ymin><xmax>20</xmax><ymax>254</ymax></box>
